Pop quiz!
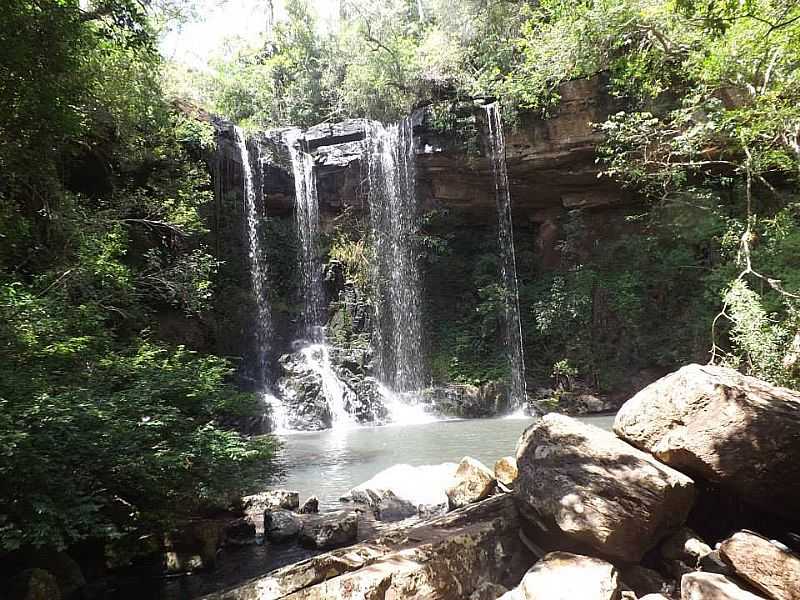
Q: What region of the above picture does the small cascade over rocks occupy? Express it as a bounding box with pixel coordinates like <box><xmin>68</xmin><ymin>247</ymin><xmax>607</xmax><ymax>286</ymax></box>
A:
<box><xmin>279</xmin><ymin>130</ymin><xmax>382</xmax><ymax>430</ymax></box>
<box><xmin>233</xmin><ymin>126</ymin><xmax>289</xmax><ymax>432</ymax></box>
<box><xmin>365</xmin><ymin>117</ymin><xmax>426</xmax><ymax>395</ymax></box>
<box><xmin>483</xmin><ymin>103</ymin><xmax>528</xmax><ymax>411</ymax></box>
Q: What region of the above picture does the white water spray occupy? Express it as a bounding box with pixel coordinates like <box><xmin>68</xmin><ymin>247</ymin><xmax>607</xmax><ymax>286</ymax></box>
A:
<box><xmin>365</xmin><ymin>118</ymin><xmax>425</xmax><ymax>394</ymax></box>
<box><xmin>233</xmin><ymin>127</ymin><xmax>290</xmax><ymax>431</ymax></box>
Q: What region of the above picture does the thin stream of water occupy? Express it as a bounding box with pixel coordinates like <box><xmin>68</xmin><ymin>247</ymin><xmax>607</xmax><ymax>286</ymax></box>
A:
<box><xmin>484</xmin><ymin>104</ymin><xmax>528</xmax><ymax>409</ymax></box>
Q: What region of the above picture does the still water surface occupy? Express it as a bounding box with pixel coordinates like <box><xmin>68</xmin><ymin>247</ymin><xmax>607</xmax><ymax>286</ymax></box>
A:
<box><xmin>149</xmin><ymin>414</ymin><xmax>615</xmax><ymax>599</ymax></box>
<box><xmin>273</xmin><ymin>414</ymin><xmax>616</xmax><ymax>508</ymax></box>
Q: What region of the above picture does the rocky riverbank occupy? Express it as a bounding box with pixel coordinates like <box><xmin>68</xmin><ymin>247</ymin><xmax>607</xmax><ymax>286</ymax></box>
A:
<box><xmin>7</xmin><ymin>363</ymin><xmax>799</xmax><ymax>599</ymax></box>
<box><xmin>196</xmin><ymin>363</ymin><xmax>799</xmax><ymax>600</ymax></box>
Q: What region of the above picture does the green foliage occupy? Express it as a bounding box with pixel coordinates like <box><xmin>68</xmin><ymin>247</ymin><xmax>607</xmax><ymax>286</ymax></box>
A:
<box><xmin>0</xmin><ymin>0</ymin><xmax>278</xmax><ymax>554</ymax></box>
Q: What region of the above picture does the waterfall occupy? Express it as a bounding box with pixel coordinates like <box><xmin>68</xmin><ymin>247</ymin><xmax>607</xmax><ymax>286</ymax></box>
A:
<box><xmin>365</xmin><ymin>118</ymin><xmax>425</xmax><ymax>394</ymax></box>
<box><xmin>483</xmin><ymin>104</ymin><xmax>528</xmax><ymax>409</ymax></box>
<box><xmin>233</xmin><ymin>126</ymin><xmax>288</xmax><ymax>431</ymax></box>
<box><xmin>299</xmin><ymin>344</ymin><xmax>353</xmax><ymax>427</ymax></box>
<box><xmin>285</xmin><ymin>130</ymin><xmax>355</xmax><ymax>428</ymax></box>
<box><xmin>285</xmin><ymin>130</ymin><xmax>325</xmax><ymax>341</ymax></box>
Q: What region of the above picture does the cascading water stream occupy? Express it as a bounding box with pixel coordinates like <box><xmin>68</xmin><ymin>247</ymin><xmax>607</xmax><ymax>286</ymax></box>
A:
<box><xmin>483</xmin><ymin>104</ymin><xmax>528</xmax><ymax>410</ymax></box>
<box><xmin>233</xmin><ymin>126</ymin><xmax>288</xmax><ymax>431</ymax></box>
<box><xmin>286</xmin><ymin>130</ymin><xmax>325</xmax><ymax>342</ymax></box>
<box><xmin>285</xmin><ymin>130</ymin><xmax>355</xmax><ymax>428</ymax></box>
<box><xmin>365</xmin><ymin>118</ymin><xmax>425</xmax><ymax>395</ymax></box>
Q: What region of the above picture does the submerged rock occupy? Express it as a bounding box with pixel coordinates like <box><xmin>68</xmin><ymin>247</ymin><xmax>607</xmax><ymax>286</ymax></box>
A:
<box><xmin>343</xmin><ymin>462</ymin><xmax>458</xmax><ymax>519</ymax></box>
<box><xmin>297</xmin><ymin>511</ymin><xmax>358</xmax><ymax>550</ymax></box>
<box><xmin>198</xmin><ymin>494</ymin><xmax>530</xmax><ymax>600</ymax></box>
<box><xmin>719</xmin><ymin>530</ymin><xmax>800</xmax><ymax>600</ymax></box>
<box><xmin>614</xmin><ymin>364</ymin><xmax>800</xmax><ymax>517</ymax></box>
<box><xmin>516</xmin><ymin>413</ymin><xmax>695</xmax><ymax>562</ymax></box>
<box><xmin>446</xmin><ymin>456</ymin><xmax>496</xmax><ymax>510</ymax></box>
<box><xmin>511</xmin><ymin>552</ymin><xmax>620</xmax><ymax>600</ymax></box>
<box><xmin>681</xmin><ymin>572</ymin><xmax>768</xmax><ymax>600</ymax></box>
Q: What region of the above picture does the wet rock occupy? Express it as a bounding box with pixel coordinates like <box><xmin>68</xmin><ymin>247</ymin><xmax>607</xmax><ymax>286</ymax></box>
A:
<box><xmin>719</xmin><ymin>530</ymin><xmax>800</xmax><ymax>600</ymax></box>
<box><xmin>661</xmin><ymin>527</ymin><xmax>713</xmax><ymax>565</ymax></box>
<box><xmin>265</xmin><ymin>509</ymin><xmax>303</xmax><ymax>543</ymax></box>
<box><xmin>516</xmin><ymin>413</ymin><xmax>695</xmax><ymax>562</ymax></box>
<box><xmin>681</xmin><ymin>572</ymin><xmax>768</xmax><ymax>600</ymax></box>
<box><xmin>513</xmin><ymin>552</ymin><xmax>620</xmax><ymax>600</ymax></box>
<box><xmin>424</xmin><ymin>382</ymin><xmax>510</xmax><ymax>417</ymax></box>
<box><xmin>614</xmin><ymin>364</ymin><xmax>800</xmax><ymax>518</ymax></box>
<box><xmin>298</xmin><ymin>511</ymin><xmax>358</xmax><ymax>550</ymax></box>
<box><xmin>7</xmin><ymin>569</ymin><xmax>61</xmax><ymax>600</ymax></box>
<box><xmin>495</xmin><ymin>456</ymin><xmax>518</xmax><ymax>488</ymax></box>
<box><xmin>198</xmin><ymin>495</ymin><xmax>530</xmax><ymax>600</ymax></box>
<box><xmin>298</xmin><ymin>496</ymin><xmax>319</xmax><ymax>514</ymax></box>
<box><xmin>344</xmin><ymin>462</ymin><xmax>458</xmax><ymax>518</ymax></box>
<box><xmin>224</xmin><ymin>518</ymin><xmax>256</xmax><ymax>545</ymax></box>
<box><xmin>447</xmin><ymin>456</ymin><xmax>496</xmax><ymax>510</ymax></box>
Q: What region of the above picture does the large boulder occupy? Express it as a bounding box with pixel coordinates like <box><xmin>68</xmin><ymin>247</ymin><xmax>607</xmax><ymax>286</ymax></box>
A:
<box><xmin>681</xmin><ymin>572</ymin><xmax>768</xmax><ymax>600</ymax></box>
<box><xmin>614</xmin><ymin>364</ymin><xmax>800</xmax><ymax>517</ymax></box>
<box><xmin>513</xmin><ymin>552</ymin><xmax>620</xmax><ymax>600</ymax></box>
<box><xmin>298</xmin><ymin>511</ymin><xmax>358</xmax><ymax>550</ymax></box>
<box><xmin>198</xmin><ymin>495</ymin><xmax>531</xmax><ymax>600</ymax></box>
<box><xmin>446</xmin><ymin>456</ymin><xmax>496</xmax><ymax>510</ymax></box>
<box><xmin>516</xmin><ymin>413</ymin><xmax>695</xmax><ymax>562</ymax></box>
<box><xmin>265</xmin><ymin>509</ymin><xmax>303</xmax><ymax>543</ymax></box>
<box><xmin>719</xmin><ymin>531</ymin><xmax>800</xmax><ymax>600</ymax></box>
<box><xmin>343</xmin><ymin>463</ymin><xmax>458</xmax><ymax>519</ymax></box>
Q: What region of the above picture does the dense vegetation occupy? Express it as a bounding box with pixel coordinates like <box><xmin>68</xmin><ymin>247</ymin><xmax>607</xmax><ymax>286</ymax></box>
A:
<box><xmin>201</xmin><ymin>0</ymin><xmax>799</xmax><ymax>391</ymax></box>
<box><xmin>0</xmin><ymin>1</ymin><xmax>275</xmax><ymax>556</ymax></box>
<box><xmin>2</xmin><ymin>0</ymin><xmax>799</xmax><ymax>574</ymax></box>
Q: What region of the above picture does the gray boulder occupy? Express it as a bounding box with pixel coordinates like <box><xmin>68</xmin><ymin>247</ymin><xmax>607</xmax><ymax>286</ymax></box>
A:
<box><xmin>614</xmin><ymin>364</ymin><xmax>800</xmax><ymax>518</ymax></box>
<box><xmin>298</xmin><ymin>511</ymin><xmax>358</xmax><ymax>550</ymax></box>
<box><xmin>516</xmin><ymin>413</ymin><xmax>695</xmax><ymax>562</ymax></box>
<box><xmin>265</xmin><ymin>509</ymin><xmax>302</xmax><ymax>543</ymax></box>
